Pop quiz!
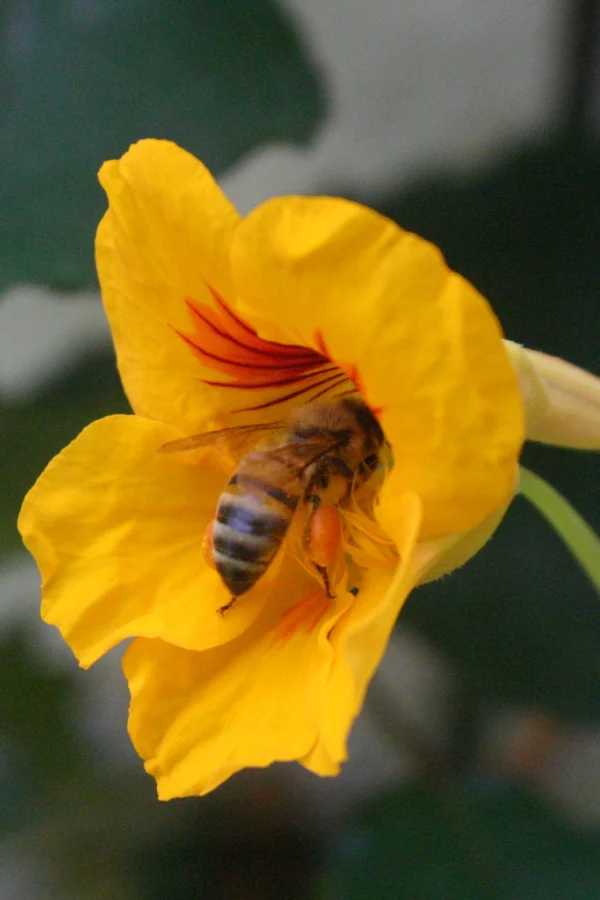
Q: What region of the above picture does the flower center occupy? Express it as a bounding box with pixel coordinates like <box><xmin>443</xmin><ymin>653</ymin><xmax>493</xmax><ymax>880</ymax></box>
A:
<box><xmin>172</xmin><ymin>287</ymin><xmax>397</xmax><ymax>610</ymax></box>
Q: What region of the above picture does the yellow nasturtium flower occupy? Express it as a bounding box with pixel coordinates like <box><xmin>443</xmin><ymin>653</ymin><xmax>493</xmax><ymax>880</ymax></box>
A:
<box><xmin>19</xmin><ymin>140</ymin><xmax>526</xmax><ymax>799</ymax></box>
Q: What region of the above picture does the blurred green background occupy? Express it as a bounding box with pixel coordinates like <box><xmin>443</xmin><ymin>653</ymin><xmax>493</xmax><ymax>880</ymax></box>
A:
<box><xmin>1</xmin><ymin>1</ymin><xmax>599</xmax><ymax>897</ymax></box>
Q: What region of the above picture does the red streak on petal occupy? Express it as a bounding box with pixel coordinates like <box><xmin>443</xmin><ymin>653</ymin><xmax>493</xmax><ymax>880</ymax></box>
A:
<box><xmin>174</xmin><ymin>289</ymin><xmax>367</xmax><ymax>414</ymax></box>
<box><xmin>342</xmin><ymin>362</ymin><xmax>363</xmax><ymax>392</ymax></box>
<box><xmin>232</xmin><ymin>372</ymin><xmax>350</xmax><ymax>414</ymax></box>
<box><xmin>343</xmin><ymin>365</ymin><xmax>385</xmax><ymax>418</ymax></box>
<box><xmin>332</xmin><ymin>388</ymin><xmax>359</xmax><ymax>398</ymax></box>
<box><xmin>199</xmin><ymin>366</ymin><xmax>338</xmax><ymax>391</ymax></box>
<box><xmin>314</xmin><ymin>329</ymin><xmax>365</xmax><ymax>394</ymax></box>
<box><xmin>186</xmin><ymin>297</ymin><xmax>317</xmax><ymax>362</ymax></box>
<box><xmin>204</xmin><ymin>286</ymin><xmax>322</xmax><ymax>360</ymax></box>
<box><xmin>176</xmin><ymin>328</ymin><xmax>328</xmax><ymax>379</ymax></box>
<box><xmin>313</xmin><ymin>329</ymin><xmax>382</xmax><ymax>412</ymax></box>
<box><xmin>302</xmin><ymin>374</ymin><xmax>349</xmax><ymax>403</ymax></box>
<box><xmin>205</xmin><ymin>283</ymin><xmax>258</xmax><ymax>337</ymax></box>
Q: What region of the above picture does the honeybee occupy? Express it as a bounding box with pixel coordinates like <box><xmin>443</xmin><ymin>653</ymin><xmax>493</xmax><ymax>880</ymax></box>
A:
<box><xmin>161</xmin><ymin>397</ymin><xmax>384</xmax><ymax>613</ymax></box>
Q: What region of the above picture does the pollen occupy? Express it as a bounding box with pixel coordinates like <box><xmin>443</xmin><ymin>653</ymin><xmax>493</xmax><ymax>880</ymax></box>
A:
<box><xmin>306</xmin><ymin>504</ymin><xmax>342</xmax><ymax>569</ymax></box>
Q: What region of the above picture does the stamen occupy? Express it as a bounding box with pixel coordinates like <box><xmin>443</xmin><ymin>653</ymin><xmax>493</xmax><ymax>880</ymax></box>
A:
<box><xmin>341</xmin><ymin>502</ymin><xmax>397</xmax><ymax>568</ymax></box>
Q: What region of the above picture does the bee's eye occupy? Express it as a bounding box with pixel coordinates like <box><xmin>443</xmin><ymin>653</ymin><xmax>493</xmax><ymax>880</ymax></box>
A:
<box><xmin>363</xmin><ymin>453</ymin><xmax>379</xmax><ymax>471</ymax></box>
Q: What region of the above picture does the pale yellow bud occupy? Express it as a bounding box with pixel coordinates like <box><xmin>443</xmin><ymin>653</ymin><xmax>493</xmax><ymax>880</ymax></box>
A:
<box><xmin>506</xmin><ymin>341</ymin><xmax>600</xmax><ymax>450</ymax></box>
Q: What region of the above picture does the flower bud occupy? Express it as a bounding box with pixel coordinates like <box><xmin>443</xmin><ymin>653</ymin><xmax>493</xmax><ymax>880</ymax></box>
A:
<box><xmin>506</xmin><ymin>341</ymin><xmax>600</xmax><ymax>450</ymax></box>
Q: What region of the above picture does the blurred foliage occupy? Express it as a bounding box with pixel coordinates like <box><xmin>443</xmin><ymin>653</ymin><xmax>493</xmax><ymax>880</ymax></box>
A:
<box><xmin>369</xmin><ymin>137</ymin><xmax>600</xmax><ymax>725</ymax></box>
<box><xmin>377</xmin><ymin>138</ymin><xmax>600</xmax><ymax>376</ymax></box>
<box><xmin>134</xmin><ymin>803</ymin><xmax>322</xmax><ymax>900</ymax></box>
<box><xmin>0</xmin><ymin>0</ymin><xmax>324</xmax><ymax>291</ymax></box>
<box><xmin>2</xmin><ymin>0</ymin><xmax>600</xmax><ymax>890</ymax></box>
<box><xmin>1</xmin><ymin>353</ymin><xmax>128</xmax><ymax>558</ymax></box>
<box><xmin>405</xmin><ymin>498</ymin><xmax>600</xmax><ymax>722</ymax></box>
<box><xmin>323</xmin><ymin>783</ymin><xmax>600</xmax><ymax>899</ymax></box>
<box><xmin>1</xmin><ymin>4</ymin><xmax>327</xmax><ymax>890</ymax></box>
<box><xmin>0</xmin><ymin>631</ymin><xmax>80</xmax><ymax>794</ymax></box>
<box><xmin>0</xmin><ymin>629</ymin><xmax>80</xmax><ymax>838</ymax></box>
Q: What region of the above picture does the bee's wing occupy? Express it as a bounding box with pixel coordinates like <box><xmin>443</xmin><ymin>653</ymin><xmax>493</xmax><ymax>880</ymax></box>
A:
<box><xmin>237</xmin><ymin>435</ymin><xmax>342</xmax><ymax>491</ymax></box>
<box><xmin>159</xmin><ymin>422</ymin><xmax>286</xmax><ymax>459</ymax></box>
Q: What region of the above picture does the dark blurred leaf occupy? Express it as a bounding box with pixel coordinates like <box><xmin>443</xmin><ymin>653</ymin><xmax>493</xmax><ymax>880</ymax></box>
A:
<box><xmin>369</xmin><ymin>138</ymin><xmax>600</xmax><ymax>724</ymax></box>
<box><xmin>134</xmin><ymin>768</ymin><xmax>323</xmax><ymax>899</ymax></box>
<box><xmin>323</xmin><ymin>783</ymin><xmax>600</xmax><ymax>900</ymax></box>
<box><xmin>0</xmin><ymin>628</ymin><xmax>80</xmax><ymax>831</ymax></box>
<box><xmin>1</xmin><ymin>352</ymin><xmax>128</xmax><ymax>557</ymax></box>
<box><xmin>377</xmin><ymin>138</ymin><xmax>600</xmax><ymax>377</ymax></box>
<box><xmin>404</xmin><ymin>495</ymin><xmax>600</xmax><ymax>723</ymax></box>
<box><xmin>0</xmin><ymin>0</ymin><xmax>325</xmax><ymax>290</ymax></box>
<box><xmin>136</xmin><ymin>823</ymin><xmax>320</xmax><ymax>900</ymax></box>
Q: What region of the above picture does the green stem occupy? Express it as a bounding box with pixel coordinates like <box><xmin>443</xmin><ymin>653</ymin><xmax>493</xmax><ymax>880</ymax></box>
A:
<box><xmin>518</xmin><ymin>466</ymin><xmax>600</xmax><ymax>592</ymax></box>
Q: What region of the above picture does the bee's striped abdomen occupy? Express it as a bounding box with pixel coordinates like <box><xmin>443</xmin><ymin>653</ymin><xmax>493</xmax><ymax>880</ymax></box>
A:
<box><xmin>213</xmin><ymin>471</ymin><xmax>299</xmax><ymax>597</ymax></box>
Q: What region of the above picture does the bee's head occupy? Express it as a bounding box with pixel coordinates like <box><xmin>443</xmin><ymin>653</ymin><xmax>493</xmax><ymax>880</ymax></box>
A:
<box><xmin>337</xmin><ymin>396</ymin><xmax>384</xmax><ymax>455</ymax></box>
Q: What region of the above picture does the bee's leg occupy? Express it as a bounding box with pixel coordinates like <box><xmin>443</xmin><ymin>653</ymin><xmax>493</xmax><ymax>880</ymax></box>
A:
<box><xmin>302</xmin><ymin>493</ymin><xmax>321</xmax><ymax>550</ymax></box>
<box><xmin>318</xmin><ymin>455</ymin><xmax>355</xmax><ymax>503</ymax></box>
<box><xmin>302</xmin><ymin>494</ymin><xmax>339</xmax><ymax>600</ymax></box>
<box><xmin>217</xmin><ymin>596</ymin><xmax>237</xmax><ymax>615</ymax></box>
<box><xmin>300</xmin><ymin>454</ymin><xmax>339</xmax><ymax>544</ymax></box>
<box><xmin>327</xmin><ymin>456</ymin><xmax>354</xmax><ymax>479</ymax></box>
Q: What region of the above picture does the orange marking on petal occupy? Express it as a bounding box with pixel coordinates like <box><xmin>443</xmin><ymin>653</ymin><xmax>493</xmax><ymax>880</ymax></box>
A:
<box><xmin>312</xmin><ymin>332</ymin><xmax>385</xmax><ymax>418</ymax></box>
<box><xmin>202</xmin><ymin>520</ymin><xmax>217</xmax><ymax>570</ymax></box>
<box><xmin>341</xmin><ymin>362</ymin><xmax>364</xmax><ymax>393</ymax></box>
<box><xmin>187</xmin><ymin>296</ymin><xmax>318</xmax><ymax>363</ymax></box>
<box><xmin>174</xmin><ymin>291</ymin><xmax>369</xmax><ymax>414</ymax></box>
<box><xmin>269</xmin><ymin>588</ymin><xmax>329</xmax><ymax>646</ymax></box>
<box><xmin>174</xmin><ymin>289</ymin><xmax>339</xmax><ymax>399</ymax></box>
<box><xmin>314</xmin><ymin>329</ymin><xmax>330</xmax><ymax>358</ymax></box>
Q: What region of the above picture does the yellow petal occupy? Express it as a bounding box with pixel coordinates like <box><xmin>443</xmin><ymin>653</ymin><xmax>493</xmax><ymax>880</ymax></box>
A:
<box><xmin>302</xmin><ymin>492</ymin><xmax>422</xmax><ymax>772</ymax></box>
<box><xmin>231</xmin><ymin>196</ymin><xmax>524</xmax><ymax>538</ymax></box>
<box><xmin>97</xmin><ymin>139</ymin><xmax>242</xmax><ymax>432</ymax></box>
<box><xmin>506</xmin><ymin>341</ymin><xmax>600</xmax><ymax>450</ymax></box>
<box><xmin>414</xmin><ymin>501</ymin><xmax>511</xmax><ymax>586</ymax></box>
<box><xmin>123</xmin><ymin>581</ymin><xmax>352</xmax><ymax>799</ymax></box>
<box><xmin>18</xmin><ymin>415</ymin><xmax>278</xmax><ymax>667</ymax></box>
